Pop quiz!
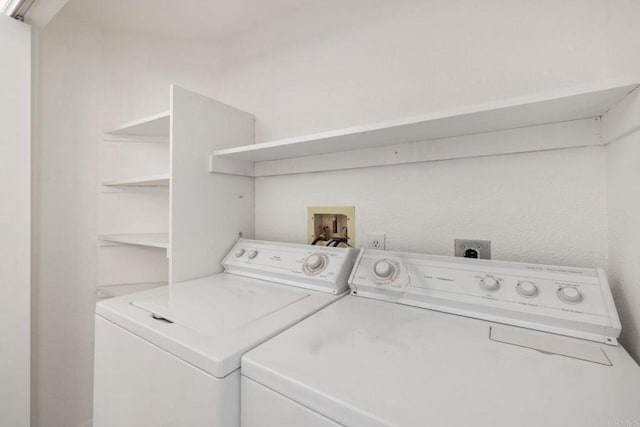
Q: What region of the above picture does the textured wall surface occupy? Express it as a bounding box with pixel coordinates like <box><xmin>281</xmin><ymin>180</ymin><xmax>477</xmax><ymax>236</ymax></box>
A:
<box><xmin>256</xmin><ymin>147</ymin><xmax>608</xmax><ymax>268</ymax></box>
<box><xmin>608</xmin><ymin>135</ymin><xmax>640</xmax><ymax>362</ymax></box>
<box><xmin>213</xmin><ymin>0</ymin><xmax>606</xmax><ymax>144</ymax></box>
<box><xmin>606</xmin><ymin>87</ymin><xmax>640</xmax><ymax>362</ymax></box>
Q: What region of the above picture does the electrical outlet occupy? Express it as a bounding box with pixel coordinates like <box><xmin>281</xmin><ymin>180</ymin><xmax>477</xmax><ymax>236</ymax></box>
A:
<box><xmin>366</xmin><ymin>233</ymin><xmax>386</xmax><ymax>250</ymax></box>
<box><xmin>455</xmin><ymin>239</ymin><xmax>491</xmax><ymax>259</ymax></box>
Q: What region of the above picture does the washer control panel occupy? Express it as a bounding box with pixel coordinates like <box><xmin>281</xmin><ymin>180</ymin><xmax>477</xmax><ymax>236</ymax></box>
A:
<box><xmin>223</xmin><ymin>239</ymin><xmax>358</xmax><ymax>294</ymax></box>
<box><xmin>349</xmin><ymin>249</ymin><xmax>621</xmax><ymax>343</ymax></box>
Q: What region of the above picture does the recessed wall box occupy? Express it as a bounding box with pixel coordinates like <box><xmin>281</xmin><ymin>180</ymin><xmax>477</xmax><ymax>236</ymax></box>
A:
<box><xmin>308</xmin><ymin>206</ymin><xmax>355</xmax><ymax>248</ymax></box>
<box><xmin>455</xmin><ymin>239</ymin><xmax>491</xmax><ymax>260</ymax></box>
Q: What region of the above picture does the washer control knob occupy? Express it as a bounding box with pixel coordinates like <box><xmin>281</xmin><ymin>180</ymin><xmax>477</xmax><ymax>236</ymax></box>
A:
<box><xmin>235</xmin><ymin>249</ymin><xmax>246</xmax><ymax>257</ymax></box>
<box><xmin>304</xmin><ymin>253</ymin><xmax>326</xmax><ymax>272</ymax></box>
<box><xmin>480</xmin><ymin>275</ymin><xmax>500</xmax><ymax>292</ymax></box>
<box><xmin>248</xmin><ymin>250</ymin><xmax>259</xmax><ymax>259</ymax></box>
<box><xmin>516</xmin><ymin>281</ymin><xmax>538</xmax><ymax>297</ymax></box>
<box><xmin>373</xmin><ymin>260</ymin><xmax>396</xmax><ymax>280</ymax></box>
<box><xmin>557</xmin><ymin>286</ymin><xmax>582</xmax><ymax>304</ymax></box>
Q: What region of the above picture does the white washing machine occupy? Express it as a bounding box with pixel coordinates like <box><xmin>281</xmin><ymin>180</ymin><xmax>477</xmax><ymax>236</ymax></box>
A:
<box><xmin>241</xmin><ymin>249</ymin><xmax>640</xmax><ymax>427</ymax></box>
<box><xmin>93</xmin><ymin>239</ymin><xmax>357</xmax><ymax>427</ymax></box>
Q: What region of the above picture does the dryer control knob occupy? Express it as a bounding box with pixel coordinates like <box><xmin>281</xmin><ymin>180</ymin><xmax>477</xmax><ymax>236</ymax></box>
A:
<box><xmin>557</xmin><ymin>286</ymin><xmax>582</xmax><ymax>304</ymax></box>
<box><xmin>373</xmin><ymin>260</ymin><xmax>396</xmax><ymax>280</ymax></box>
<box><xmin>516</xmin><ymin>281</ymin><xmax>538</xmax><ymax>297</ymax></box>
<box><xmin>304</xmin><ymin>254</ymin><xmax>326</xmax><ymax>272</ymax></box>
<box><xmin>248</xmin><ymin>250</ymin><xmax>259</xmax><ymax>259</ymax></box>
<box><xmin>480</xmin><ymin>275</ymin><xmax>500</xmax><ymax>292</ymax></box>
<box><xmin>235</xmin><ymin>249</ymin><xmax>246</xmax><ymax>257</ymax></box>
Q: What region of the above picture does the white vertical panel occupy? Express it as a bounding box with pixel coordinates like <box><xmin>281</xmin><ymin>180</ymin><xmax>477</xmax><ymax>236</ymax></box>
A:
<box><xmin>169</xmin><ymin>86</ymin><xmax>255</xmax><ymax>283</ymax></box>
<box><xmin>0</xmin><ymin>15</ymin><xmax>30</xmax><ymax>427</ymax></box>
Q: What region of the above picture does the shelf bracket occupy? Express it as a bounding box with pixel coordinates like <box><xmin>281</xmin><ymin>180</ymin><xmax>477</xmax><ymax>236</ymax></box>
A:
<box><xmin>208</xmin><ymin>154</ymin><xmax>255</xmax><ymax>177</ymax></box>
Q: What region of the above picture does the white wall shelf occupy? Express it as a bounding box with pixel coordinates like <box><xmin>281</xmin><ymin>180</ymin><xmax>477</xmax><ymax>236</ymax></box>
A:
<box><xmin>211</xmin><ymin>79</ymin><xmax>640</xmax><ymax>176</ymax></box>
<box><xmin>96</xmin><ymin>282</ymin><xmax>167</xmax><ymax>299</ymax></box>
<box><xmin>99</xmin><ymin>233</ymin><xmax>169</xmax><ymax>249</ymax></box>
<box><xmin>105</xmin><ymin>110</ymin><xmax>170</xmax><ymax>138</ymax></box>
<box><xmin>102</xmin><ymin>174</ymin><xmax>170</xmax><ymax>187</ymax></box>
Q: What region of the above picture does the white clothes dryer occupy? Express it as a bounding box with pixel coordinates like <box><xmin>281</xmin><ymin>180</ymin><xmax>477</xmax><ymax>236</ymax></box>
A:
<box><xmin>241</xmin><ymin>249</ymin><xmax>640</xmax><ymax>427</ymax></box>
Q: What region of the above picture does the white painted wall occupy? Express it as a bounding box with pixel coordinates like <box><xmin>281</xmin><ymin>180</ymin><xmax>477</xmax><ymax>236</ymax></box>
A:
<box><xmin>212</xmin><ymin>0</ymin><xmax>605</xmax><ymax>143</ymax></box>
<box><xmin>25</xmin><ymin>0</ymin><xmax>69</xmax><ymax>29</ymax></box>
<box><xmin>33</xmin><ymin>14</ymin><xmax>102</xmax><ymax>427</ymax></box>
<box><xmin>604</xmin><ymin>88</ymin><xmax>640</xmax><ymax>362</ymax></box>
<box><xmin>604</xmin><ymin>0</ymin><xmax>640</xmax><ymax>79</ymax></box>
<box><xmin>215</xmin><ymin>0</ymin><xmax>638</xmax><ymax>359</ymax></box>
<box><xmin>0</xmin><ymin>15</ymin><xmax>31</xmax><ymax>427</ymax></box>
<box><xmin>34</xmin><ymin>15</ymin><xmax>227</xmax><ymax>427</ymax></box>
<box><xmin>607</xmin><ymin>136</ymin><xmax>640</xmax><ymax>362</ymax></box>
<box><xmin>256</xmin><ymin>146</ymin><xmax>607</xmax><ymax>267</ymax></box>
<box><xmin>34</xmin><ymin>0</ymin><xmax>640</xmax><ymax>426</ymax></box>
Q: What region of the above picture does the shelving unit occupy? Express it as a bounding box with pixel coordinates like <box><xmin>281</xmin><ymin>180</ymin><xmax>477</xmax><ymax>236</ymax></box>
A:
<box><xmin>98</xmin><ymin>85</ymin><xmax>255</xmax><ymax>296</ymax></box>
<box><xmin>211</xmin><ymin>79</ymin><xmax>640</xmax><ymax>177</ymax></box>
<box><xmin>100</xmin><ymin>107</ymin><xmax>171</xmax><ymax>291</ymax></box>
<box><xmin>97</xmin><ymin>80</ymin><xmax>640</xmax><ymax>298</ymax></box>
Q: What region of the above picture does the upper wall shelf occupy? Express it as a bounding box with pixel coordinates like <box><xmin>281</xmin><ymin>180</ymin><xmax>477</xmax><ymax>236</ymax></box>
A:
<box><xmin>105</xmin><ymin>111</ymin><xmax>171</xmax><ymax>138</ymax></box>
<box><xmin>213</xmin><ymin>81</ymin><xmax>639</xmax><ymax>163</ymax></box>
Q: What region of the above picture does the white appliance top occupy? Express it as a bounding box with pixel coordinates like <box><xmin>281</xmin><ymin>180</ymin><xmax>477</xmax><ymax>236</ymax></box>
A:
<box><xmin>242</xmin><ymin>296</ymin><xmax>640</xmax><ymax>427</ymax></box>
<box><xmin>95</xmin><ymin>239</ymin><xmax>357</xmax><ymax>378</ymax></box>
<box><xmin>349</xmin><ymin>249</ymin><xmax>621</xmax><ymax>343</ymax></box>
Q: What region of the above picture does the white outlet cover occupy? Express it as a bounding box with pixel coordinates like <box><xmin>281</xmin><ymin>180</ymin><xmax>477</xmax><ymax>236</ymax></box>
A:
<box><xmin>366</xmin><ymin>232</ymin><xmax>386</xmax><ymax>249</ymax></box>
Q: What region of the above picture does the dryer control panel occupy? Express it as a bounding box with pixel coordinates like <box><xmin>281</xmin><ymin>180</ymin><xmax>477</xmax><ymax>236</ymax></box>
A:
<box><xmin>349</xmin><ymin>249</ymin><xmax>621</xmax><ymax>344</ymax></box>
<box><xmin>223</xmin><ymin>239</ymin><xmax>358</xmax><ymax>294</ymax></box>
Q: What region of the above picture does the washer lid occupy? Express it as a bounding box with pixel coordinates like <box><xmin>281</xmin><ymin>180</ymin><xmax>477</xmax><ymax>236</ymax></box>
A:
<box><xmin>132</xmin><ymin>277</ymin><xmax>308</xmax><ymax>337</ymax></box>
<box><xmin>96</xmin><ymin>274</ymin><xmax>342</xmax><ymax>378</ymax></box>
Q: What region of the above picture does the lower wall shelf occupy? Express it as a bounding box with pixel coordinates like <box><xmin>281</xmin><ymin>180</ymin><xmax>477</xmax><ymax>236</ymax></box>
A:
<box><xmin>96</xmin><ymin>282</ymin><xmax>167</xmax><ymax>299</ymax></box>
<box><xmin>102</xmin><ymin>174</ymin><xmax>170</xmax><ymax>187</ymax></box>
<box><xmin>98</xmin><ymin>233</ymin><xmax>170</xmax><ymax>249</ymax></box>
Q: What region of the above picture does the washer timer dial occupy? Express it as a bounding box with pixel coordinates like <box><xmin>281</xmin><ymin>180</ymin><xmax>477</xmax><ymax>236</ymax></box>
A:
<box><xmin>372</xmin><ymin>259</ymin><xmax>399</xmax><ymax>283</ymax></box>
<box><xmin>303</xmin><ymin>253</ymin><xmax>328</xmax><ymax>275</ymax></box>
<box><xmin>374</xmin><ymin>260</ymin><xmax>395</xmax><ymax>279</ymax></box>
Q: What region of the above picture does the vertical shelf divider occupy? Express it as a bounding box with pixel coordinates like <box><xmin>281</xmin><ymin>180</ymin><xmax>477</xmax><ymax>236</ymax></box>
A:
<box><xmin>169</xmin><ymin>85</ymin><xmax>255</xmax><ymax>283</ymax></box>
